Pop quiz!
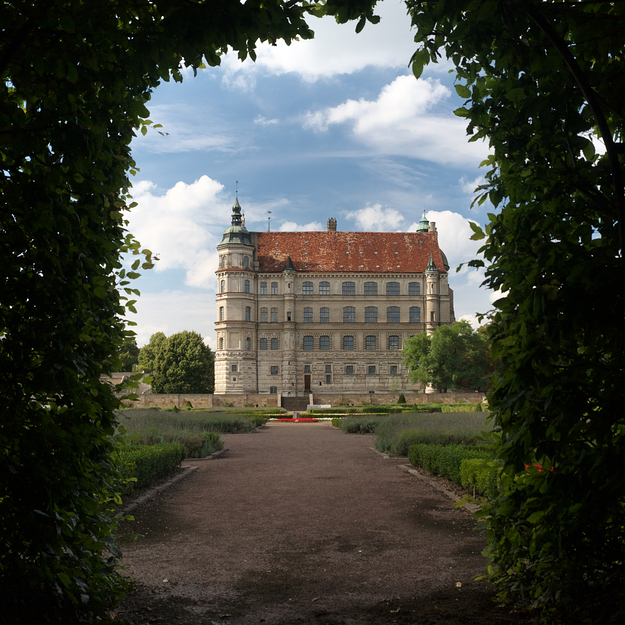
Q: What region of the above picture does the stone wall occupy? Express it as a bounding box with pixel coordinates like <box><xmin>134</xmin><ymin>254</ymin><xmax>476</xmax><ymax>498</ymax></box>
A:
<box><xmin>310</xmin><ymin>391</ymin><xmax>486</xmax><ymax>406</ymax></box>
<box><xmin>122</xmin><ymin>392</ymin><xmax>279</xmax><ymax>409</ymax></box>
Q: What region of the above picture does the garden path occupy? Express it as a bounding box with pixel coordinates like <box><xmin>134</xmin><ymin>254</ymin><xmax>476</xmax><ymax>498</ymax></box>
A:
<box><xmin>117</xmin><ymin>421</ymin><xmax>534</xmax><ymax>624</ymax></box>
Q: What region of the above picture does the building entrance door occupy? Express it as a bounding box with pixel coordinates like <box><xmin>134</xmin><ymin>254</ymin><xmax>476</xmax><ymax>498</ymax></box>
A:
<box><xmin>304</xmin><ymin>375</ymin><xmax>311</xmax><ymax>392</ymax></box>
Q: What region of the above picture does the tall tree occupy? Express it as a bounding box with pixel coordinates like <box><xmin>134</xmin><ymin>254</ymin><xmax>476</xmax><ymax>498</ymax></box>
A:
<box><xmin>117</xmin><ymin>336</ymin><xmax>140</xmax><ymax>371</ymax></box>
<box><xmin>1</xmin><ymin>2</ymin><xmax>379</xmax><ymax>621</ymax></box>
<box><xmin>403</xmin><ymin>320</ymin><xmax>491</xmax><ymax>391</ymax></box>
<box><xmin>138</xmin><ymin>331</ymin><xmax>168</xmax><ymax>374</ymax></box>
<box><xmin>151</xmin><ymin>331</ymin><xmax>214</xmax><ymax>394</ymax></box>
<box><xmin>405</xmin><ymin>1</ymin><xmax>625</xmax><ymax>620</ymax></box>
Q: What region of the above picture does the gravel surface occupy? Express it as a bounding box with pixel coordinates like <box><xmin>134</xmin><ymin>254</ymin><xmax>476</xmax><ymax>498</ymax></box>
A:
<box><xmin>116</xmin><ymin>421</ymin><xmax>535</xmax><ymax>624</ymax></box>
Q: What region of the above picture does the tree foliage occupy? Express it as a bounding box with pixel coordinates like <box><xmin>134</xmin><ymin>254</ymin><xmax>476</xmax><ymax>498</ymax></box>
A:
<box><xmin>403</xmin><ymin>320</ymin><xmax>491</xmax><ymax>391</ymax></box>
<box><xmin>405</xmin><ymin>0</ymin><xmax>625</xmax><ymax>620</ymax></box>
<box><xmin>117</xmin><ymin>335</ymin><xmax>140</xmax><ymax>371</ymax></box>
<box><xmin>1</xmin><ymin>1</ymin><xmax>380</xmax><ymax>621</ymax></box>
<box><xmin>141</xmin><ymin>331</ymin><xmax>214</xmax><ymax>394</ymax></box>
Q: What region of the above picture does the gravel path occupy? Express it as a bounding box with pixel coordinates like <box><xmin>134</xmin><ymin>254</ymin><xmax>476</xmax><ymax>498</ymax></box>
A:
<box><xmin>116</xmin><ymin>422</ymin><xmax>534</xmax><ymax>624</ymax></box>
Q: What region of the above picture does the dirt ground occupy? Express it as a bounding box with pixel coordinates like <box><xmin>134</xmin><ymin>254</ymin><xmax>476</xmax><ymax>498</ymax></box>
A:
<box><xmin>116</xmin><ymin>422</ymin><xmax>536</xmax><ymax>625</ymax></box>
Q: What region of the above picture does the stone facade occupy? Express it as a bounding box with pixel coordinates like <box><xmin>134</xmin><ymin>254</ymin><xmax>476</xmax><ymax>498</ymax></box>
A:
<box><xmin>214</xmin><ymin>201</ymin><xmax>455</xmax><ymax>396</ymax></box>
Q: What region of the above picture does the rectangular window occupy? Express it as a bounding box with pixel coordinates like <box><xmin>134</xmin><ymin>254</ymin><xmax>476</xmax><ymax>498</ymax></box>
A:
<box><xmin>368</xmin><ymin>365</ymin><xmax>376</xmax><ymax>375</ymax></box>
<box><xmin>271</xmin><ymin>366</ymin><xmax>279</xmax><ymax>375</ymax></box>
<box><xmin>325</xmin><ymin>374</ymin><xmax>331</xmax><ymax>384</ymax></box>
<box><xmin>319</xmin><ymin>281</ymin><xmax>330</xmax><ymax>295</ymax></box>
<box><xmin>303</xmin><ymin>281</ymin><xmax>313</xmax><ymax>295</ymax></box>
<box><xmin>387</xmin><ymin>306</ymin><xmax>400</xmax><ymax>323</ymax></box>
<box><xmin>231</xmin><ymin>365</ymin><xmax>238</xmax><ymax>372</ymax></box>
<box><xmin>319</xmin><ymin>336</ymin><xmax>330</xmax><ymax>351</ymax></box>
<box><xmin>409</xmin><ymin>306</ymin><xmax>421</xmax><ymax>323</ymax></box>
<box><xmin>345</xmin><ymin>365</ymin><xmax>354</xmax><ymax>375</ymax></box>
<box><xmin>260</xmin><ymin>307</ymin><xmax>268</xmax><ymax>322</ymax></box>
<box><xmin>390</xmin><ymin>365</ymin><xmax>398</xmax><ymax>375</ymax></box>
<box><xmin>365</xmin><ymin>306</ymin><xmax>378</xmax><ymax>323</ymax></box>
<box><xmin>304</xmin><ymin>364</ymin><xmax>311</xmax><ymax>373</ymax></box>
<box><xmin>271</xmin><ymin>282</ymin><xmax>278</xmax><ymax>295</ymax></box>
<box><xmin>325</xmin><ymin>364</ymin><xmax>331</xmax><ymax>373</ymax></box>
<box><xmin>364</xmin><ymin>281</ymin><xmax>378</xmax><ymax>295</ymax></box>
<box><xmin>320</xmin><ymin>307</ymin><xmax>330</xmax><ymax>323</ymax></box>
<box><xmin>245</xmin><ymin>306</ymin><xmax>251</xmax><ymax>321</ymax></box>
<box><xmin>365</xmin><ymin>335</ymin><xmax>376</xmax><ymax>350</ymax></box>
<box><xmin>343</xmin><ymin>306</ymin><xmax>356</xmax><ymax>323</ymax></box>
<box><xmin>343</xmin><ymin>336</ymin><xmax>354</xmax><ymax>351</ymax></box>
<box><xmin>270</xmin><ymin>386</ymin><xmax>277</xmax><ymax>394</ymax></box>
<box><xmin>303</xmin><ymin>336</ymin><xmax>314</xmax><ymax>351</ymax></box>
<box><xmin>271</xmin><ymin>307</ymin><xmax>278</xmax><ymax>323</ymax></box>
<box><xmin>244</xmin><ymin>279</ymin><xmax>250</xmax><ymax>293</ymax></box>
<box><xmin>219</xmin><ymin>306</ymin><xmax>224</xmax><ymax>321</ymax></box>
<box><xmin>386</xmin><ymin>282</ymin><xmax>400</xmax><ymax>295</ymax></box>
<box><xmin>388</xmin><ymin>335</ymin><xmax>400</xmax><ymax>350</ymax></box>
<box><xmin>431</xmin><ymin>311</ymin><xmax>435</xmax><ymax>321</ymax></box>
<box><xmin>342</xmin><ymin>281</ymin><xmax>355</xmax><ymax>295</ymax></box>
<box><xmin>260</xmin><ymin>282</ymin><xmax>267</xmax><ymax>295</ymax></box>
<box><xmin>409</xmin><ymin>282</ymin><xmax>420</xmax><ymax>296</ymax></box>
<box><xmin>303</xmin><ymin>307</ymin><xmax>313</xmax><ymax>323</ymax></box>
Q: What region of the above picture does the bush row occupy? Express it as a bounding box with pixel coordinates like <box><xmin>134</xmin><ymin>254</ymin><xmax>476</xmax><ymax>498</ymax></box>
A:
<box><xmin>117</xmin><ymin>443</ymin><xmax>187</xmax><ymax>496</ymax></box>
<box><xmin>407</xmin><ymin>443</ymin><xmax>493</xmax><ymax>487</ymax></box>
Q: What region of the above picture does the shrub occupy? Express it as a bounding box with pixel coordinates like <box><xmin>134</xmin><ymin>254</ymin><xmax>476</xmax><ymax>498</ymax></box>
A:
<box><xmin>340</xmin><ymin>418</ymin><xmax>381</xmax><ymax>434</ymax></box>
<box><xmin>397</xmin><ymin>393</ymin><xmax>406</xmax><ymax>404</ymax></box>
<box><xmin>222</xmin><ymin>402</ymin><xmax>234</xmax><ymax>407</ymax></box>
<box><xmin>117</xmin><ymin>443</ymin><xmax>187</xmax><ymax>495</ymax></box>
<box><xmin>460</xmin><ymin>457</ymin><xmax>501</xmax><ymax>499</ymax></box>
<box><xmin>184</xmin><ymin>401</ymin><xmax>193</xmax><ymax>410</ymax></box>
<box><xmin>408</xmin><ymin>444</ymin><xmax>492</xmax><ymax>486</ymax></box>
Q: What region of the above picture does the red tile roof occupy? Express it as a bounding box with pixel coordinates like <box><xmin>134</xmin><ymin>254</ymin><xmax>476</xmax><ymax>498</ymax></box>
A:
<box><xmin>254</xmin><ymin>231</ymin><xmax>447</xmax><ymax>274</ymax></box>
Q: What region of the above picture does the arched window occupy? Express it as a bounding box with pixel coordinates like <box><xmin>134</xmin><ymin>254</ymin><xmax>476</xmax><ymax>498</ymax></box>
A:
<box><xmin>220</xmin><ymin>256</ymin><xmax>227</xmax><ymax>268</ymax></box>
<box><xmin>409</xmin><ymin>282</ymin><xmax>420</xmax><ymax>296</ymax></box>
<box><xmin>220</xmin><ymin>279</ymin><xmax>225</xmax><ymax>292</ymax></box>
<box><xmin>219</xmin><ymin>306</ymin><xmax>224</xmax><ymax>321</ymax></box>
<box><xmin>271</xmin><ymin>338</ymin><xmax>279</xmax><ymax>350</ymax></box>
<box><xmin>388</xmin><ymin>335</ymin><xmax>400</xmax><ymax>350</ymax></box>
<box><xmin>386</xmin><ymin>282</ymin><xmax>400</xmax><ymax>295</ymax></box>
<box><xmin>343</xmin><ymin>306</ymin><xmax>356</xmax><ymax>322</ymax></box>
<box><xmin>342</xmin><ymin>281</ymin><xmax>355</xmax><ymax>295</ymax></box>
<box><xmin>245</xmin><ymin>306</ymin><xmax>251</xmax><ymax>321</ymax></box>
<box><xmin>218</xmin><ymin>337</ymin><xmax>224</xmax><ymax>350</ymax></box>
<box><xmin>244</xmin><ymin>337</ymin><xmax>251</xmax><ymax>350</ymax></box>
<box><xmin>303</xmin><ymin>336</ymin><xmax>314</xmax><ymax>351</ymax></box>
<box><xmin>303</xmin><ymin>307</ymin><xmax>313</xmax><ymax>322</ymax></box>
<box><xmin>243</xmin><ymin>256</ymin><xmax>249</xmax><ymax>268</ymax></box>
<box><xmin>259</xmin><ymin>338</ymin><xmax>267</xmax><ymax>350</ymax></box>
<box><xmin>387</xmin><ymin>306</ymin><xmax>400</xmax><ymax>322</ymax></box>
<box><xmin>244</xmin><ymin>279</ymin><xmax>250</xmax><ymax>293</ymax></box>
<box><xmin>365</xmin><ymin>306</ymin><xmax>378</xmax><ymax>323</ymax></box>
<box><xmin>365</xmin><ymin>335</ymin><xmax>376</xmax><ymax>350</ymax></box>
<box><xmin>270</xmin><ymin>307</ymin><xmax>278</xmax><ymax>322</ymax></box>
<box><xmin>319</xmin><ymin>336</ymin><xmax>330</xmax><ymax>351</ymax></box>
<box><xmin>320</xmin><ymin>307</ymin><xmax>329</xmax><ymax>323</ymax></box>
<box><xmin>409</xmin><ymin>306</ymin><xmax>421</xmax><ymax>323</ymax></box>
<box><xmin>364</xmin><ymin>282</ymin><xmax>378</xmax><ymax>295</ymax></box>
<box><xmin>260</xmin><ymin>307</ymin><xmax>268</xmax><ymax>322</ymax></box>
<box><xmin>302</xmin><ymin>281</ymin><xmax>313</xmax><ymax>295</ymax></box>
<box><xmin>319</xmin><ymin>281</ymin><xmax>330</xmax><ymax>295</ymax></box>
<box><xmin>343</xmin><ymin>336</ymin><xmax>354</xmax><ymax>351</ymax></box>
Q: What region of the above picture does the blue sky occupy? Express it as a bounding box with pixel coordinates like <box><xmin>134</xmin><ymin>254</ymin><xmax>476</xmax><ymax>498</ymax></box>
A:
<box><xmin>126</xmin><ymin>1</ymin><xmax>495</xmax><ymax>348</ymax></box>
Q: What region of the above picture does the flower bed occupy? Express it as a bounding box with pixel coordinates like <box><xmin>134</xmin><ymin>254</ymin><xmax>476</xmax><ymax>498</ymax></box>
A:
<box><xmin>274</xmin><ymin>418</ymin><xmax>319</xmax><ymax>423</ymax></box>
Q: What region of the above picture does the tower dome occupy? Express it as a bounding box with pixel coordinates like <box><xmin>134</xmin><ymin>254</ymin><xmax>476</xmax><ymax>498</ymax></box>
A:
<box><xmin>218</xmin><ymin>197</ymin><xmax>252</xmax><ymax>247</ymax></box>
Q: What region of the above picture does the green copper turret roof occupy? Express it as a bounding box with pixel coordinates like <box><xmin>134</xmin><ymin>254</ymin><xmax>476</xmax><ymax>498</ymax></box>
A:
<box><xmin>416</xmin><ymin>210</ymin><xmax>430</xmax><ymax>233</ymax></box>
<box><xmin>218</xmin><ymin>197</ymin><xmax>252</xmax><ymax>247</ymax></box>
<box><xmin>425</xmin><ymin>254</ymin><xmax>438</xmax><ymax>272</ymax></box>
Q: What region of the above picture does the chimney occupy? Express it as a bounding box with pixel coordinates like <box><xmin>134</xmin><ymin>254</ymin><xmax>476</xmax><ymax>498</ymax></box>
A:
<box><xmin>428</xmin><ymin>222</ymin><xmax>437</xmax><ymax>233</ymax></box>
<box><xmin>327</xmin><ymin>217</ymin><xmax>337</xmax><ymax>232</ymax></box>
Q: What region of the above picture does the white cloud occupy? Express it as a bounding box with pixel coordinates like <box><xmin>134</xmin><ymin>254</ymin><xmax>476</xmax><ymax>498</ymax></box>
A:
<box><xmin>254</xmin><ymin>115</ymin><xmax>279</xmax><ymax>125</ymax></box>
<box><xmin>460</xmin><ymin>175</ymin><xmax>486</xmax><ymax>195</ymax></box>
<box><xmin>130</xmin><ymin>291</ymin><xmax>217</xmax><ymax>349</ymax></box>
<box><xmin>129</xmin><ymin>176</ymin><xmax>229</xmax><ymax>290</ymax></box>
<box><xmin>346</xmin><ymin>203</ymin><xmax>404</xmax><ymax>231</ymax></box>
<box><xmin>302</xmin><ymin>75</ymin><xmax>488</xmax><ymax>167</ymax></box>
<box><xmin>221</xmin><ymin>1</ymin><xmax>417</xmax><ymax>82</ymax></box>
<box><xmin>278</xmin><ymin>221</ymin><xmax>324</xmax><ymax>232</ymax></box>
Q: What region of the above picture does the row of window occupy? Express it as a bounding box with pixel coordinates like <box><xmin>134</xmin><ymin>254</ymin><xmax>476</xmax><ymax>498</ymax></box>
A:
<box><xmin>220</xmin><ymin>255</ymin><xmax>250</xmax><ymax>269</ymax></box>
<box><xmin>259</xmin><ymin>306</ymin><xmax>422</xmax><ymax>323</ymax></box>
<box><xmin>259</xmin><ymin>364</ymin><xmax>399</xmax><ymax>376</ymax></box>
<box><xmin>302</xmin><ymin>335</ymin><xmax>401</xmax><ymax>351</ymax></box>
<box><xmin>220</xmin><ymin>280</ymin><xmax>425</xmax><ymax>297</ymax></box>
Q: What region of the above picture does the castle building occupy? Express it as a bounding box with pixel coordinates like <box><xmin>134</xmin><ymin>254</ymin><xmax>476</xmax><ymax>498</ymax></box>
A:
<box><xmin>214</xmin><ymin>199</ymin><xmax>454</xmax><ymax>397</ymax></box>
